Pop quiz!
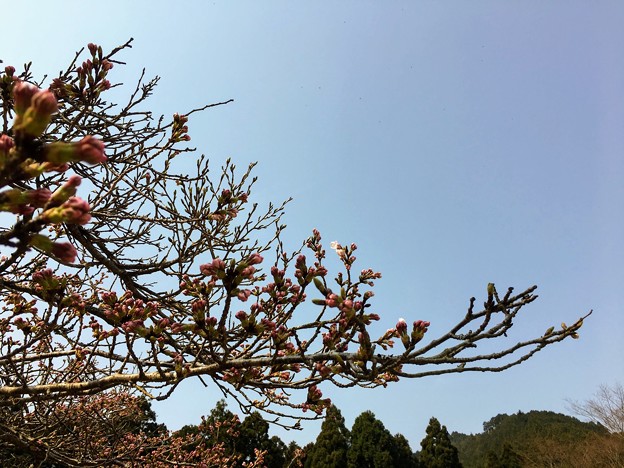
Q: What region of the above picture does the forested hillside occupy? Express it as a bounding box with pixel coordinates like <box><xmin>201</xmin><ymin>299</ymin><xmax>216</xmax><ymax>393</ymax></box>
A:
<box><xmin>451</xmin><ymin>410</ymin><xmax>623</xmax><ymax>467</ymax></box>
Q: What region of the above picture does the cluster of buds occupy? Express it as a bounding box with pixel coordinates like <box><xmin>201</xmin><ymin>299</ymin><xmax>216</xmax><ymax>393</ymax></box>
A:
<box><xmin>235</xmin><ymin>310</ymin><xmax>276</xmax><ymax>335</ymax></box>
<box><xmin>293</xmin><ymin>254</ymin><xmax>327</xmax><ymax>287</ymax></box>
<box><xmin>330</xmin><ymin>241</ymin><xmax>359</xmax><ymax>271</ymax></box>
<box><xmin>179</xmin><ymin>274</ymin><xmax>216</xmax><ymax>297</ymax></box>
<box><xmin>98</xmin><ymin>290</ymin><xmax>159</xmax><ymax>336</ymax></box>
<box><xmin>271</xmin><ymin>325</ymin><xmax>295</xmax><ymax>353</ymax></box>
<box><xmin>359</xmin><ymin>268</ymin><xmax>382</xmax><ymax>285</ymax></box>
<box><xmin>0</xmin><ymin>75</ymin><xmax>107</xmax><ymax>264</ymax></box>
<box><xmin>305</xmin><ymin>229</ymin><xmax>327</xmax><ymax>261</ymax></box>
<box><xmin>0</xmin><ymin>187</ymin><xmax>51</xmax><ymax>214</ymax></box>
<box><xmin>31</xmin><ymin>268</ymin><xmax>67</xmax><ymax>300</ymax></box>
<box><xmin>396</xmin><ymin>318</ymin><xmax>431</xmax><ymax>350</ymax></box>
<box><xmin>199</xmin><ymin>257</ymin><xmax>228</xmax><ymax>279</ymax></box>
<box><xmin>12</xmin><ymin>81</ymin><xmax>58</xmax><ymax>138</ymax></box>
<box><xmin>50</xmin><ymin>42</ymin><xmax>113</xmax><ymax>100</ymax></box>
<box><xmin>321</xmin><ymin>324</ymin><xmax>349</xmax><ymax>352</ymax></box>
<box><xmin>302</xmin><ymin>385</ymin><xmax>331</xmax><ymax>414</ymax></box>
<box><xmin>222</xmin><ymin>366</ymin><xmax>263</xmax><ymax>387</ymax></box>
<box><xmin>208</xmin><ymin>189</ymin><xmax>249</xmax><ymax>223</ymax></box>
<box><xmin>356</xmin><ymin>331</ymin><xmax>374</xmax><ymax>360</ymax></box>
<box><xmin>200</xmin><ymin>253</ymin><xmax>263</xmax><ymax>302</ymax></box>
<box><xmin>260</xmin><ymin>265</ymin><xmax>305</xmax><ymax>307</ymax></box>
<box><xmin>171</xmin><ymin>113</ymin><xmax>190</xmax><ymax>142</ymax></box>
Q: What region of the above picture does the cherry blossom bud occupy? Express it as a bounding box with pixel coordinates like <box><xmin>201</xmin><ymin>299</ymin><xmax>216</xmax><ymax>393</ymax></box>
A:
<box><xmin>13</xmin><ymin>81</ymin><xmax>38</xmax><ymax>115</ymax></box>
<box><xmin>247</xmin><ymin>253</ymin><xmax>263</xmax><ymax>265</ymax></box>
<box><xmin>101</xmin><ymin>59</ymin><xmax>113</xmax><ymax>71</ymax></box>
<box><xmin>173</xmin><ymin>113</ymin><xmax>188</xmax><ymax>124</ymax></box>
<box><xmin>88</xmin><ymin>43</ymin><xmax>98</xmax><ymax>56</ymax></box>
<box><xmin>45</xmin><ymin>136</ymin><xmax>106</xmax><ymax>166</ymax></box>
<box><xmin>75</xmin><ymin>136</ymin><xmax>106</xmax><ymax>164</ymax></box>
<box><xmin>60</xmin><ymin>197</ymin><xmax>91</xmax><ymax>224</ymax></box>
<box><xmin>0</xmin><ymin>134</ymin><xmax>14</xmax><ymax>158</ymax></box>
<box><xmin>30</xmin><ymin>234</ymin><xmax>77</xmax><ymax>263</ymax></box>
<box><xmin>306</xmin><ymin>385</ymin><xmax>323</xmax><ymax>403</ymax></box>
<box><xmin>4</xmin><ymin>66</ymin><xmax>15</xmax><ymax>77</ymax></box>
<box><xmin>237</xmin><ymin>289</ymin><xmax>251</xmax><ymax>301</ymax></box>
<box><xmin>41</xmin><ymin>196</ymin><xmax>91</xmax><ymax>225</ymax></box>
<box><xmin>49</xmin><ymin>175</ymin><xmax>81</xmax><ymax>205</ymax></box>
<box><xmin>15</xmin><ymin>88</ymin><xmax>58</xmax><ymax>136</ymax></box>
<box><xmin>396</xmin><ymin>318</ymin><xmax>411</xmax><ymax>349</ymax></box>
<box><xmin>325</xmin><ymin>293</ymin><xmax>340</xmax><ymax>308</ymax></box>
<box><xmin>26</xmin><ymin>188</ymin><xmax>52</xmax><ymax>207</ymax></box>
<box><xmin>200</xmin><ymin>258</ymin><xmax>227</xmax><ymax>277</ymax></box>
<box><xmin>410</xmin><ymin>320</ymin><xmax>430</xmax><ymax>345</ymax></box>
<box><xmin>98</xmin><ymin>79</ymin><xmax>111</xmax><ymax>91</ymax></box>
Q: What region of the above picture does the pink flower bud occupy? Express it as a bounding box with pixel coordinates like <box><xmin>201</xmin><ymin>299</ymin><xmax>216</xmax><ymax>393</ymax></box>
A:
<box><xmin>41</xmin><ymin>196</ymin><xmax>91</xmax><ymax>225</ymax></box>
<box><xmin>51</xmin><ymin>242</ymin><xmax>77</xmax><ymax>263</ymax></box>
<box><xmin>325</xmin><ymin>293</ymin><xmax>340</xmax><ymax>308</ymax></box>
<box><xmin>200</xmin><ymin>258</ymin><xmax>227</xmax><ymax>277</ymax></box>
<box><xmin>4</xmin><ymin>66</ymin><xmax>15</xmax><ymax>76</ymax></box>
<box><xmin>44</xmin><ymin>136</ymin><xmax>105</xmax><ymax>166</ymax></box>
<box><xmin>75</xmin><ymin>136</ymin><xmax>106</xmax><ymax>164</ymax></box>
<box><xmin>237</xmin><ymin>289</ymin><xmax>251</xmax><ymax>301</ymax></box>
<box><xmin>410</xmin><ymin>320</ymin><xmax>430</xmax><ymax>345</ymax></box>
<box><xmin>88</xmin><ymin>43</ymin><xmax>98</xmax><ymax>55</ymax></box>
<box><xmin>26</xmin><ymin>188</ymin><xmax>52</xmax><ymax>207</ymax></box>
<box><xmin>31</xmin><ymin>89</ymin><xmax>58</xmax><ymax>116</ymax></box>
<box><xmin>61</xmin><ymin>197</ymin><xmax>91</xmax><ymax>224</ymax></box>
<box><xmin>0</xmin><ymin>134</ymin><xmax>14</xmax><ymax>157</ymax></box>
<box><xmin>173</xmin><ymin>113</ymin><xmax>188</xmax><ymax>124</ymax></box>
<box><xmin>49</xmin><ymin>175</ymin><xmax>81</xmax><ymax>205</ymax></box>
<box><xmin>14</xmin><ymin>87</ymin><xmax>58</xmax><ymax>137</ymax></box>
<box><xmin>13</xmin><ymin>81</ymin><xmax>38</xmax><ymax>115</ymax></box>
<box><xmin>240</xmin><ymin>266</ymin><xmax>256</xmax><ymax>278</ymax></box>
<box><xmin>247</xmin><ymin>253</ymin><xmax>263</xmax><ymax>265</ymax></box>
<box><xmin>98</xmin><ymin>79</ymin><xmax>111</xmax><ymax>91</ymax></box>
<box><xmin>396</xmin><ymin>318</ymin><xmax>408</xmax><ymax>335</ymax></box>
<box><xmin>30</xmin><ymin>234</ymin><xmax>77</xmax><ymax>263</ymax></box>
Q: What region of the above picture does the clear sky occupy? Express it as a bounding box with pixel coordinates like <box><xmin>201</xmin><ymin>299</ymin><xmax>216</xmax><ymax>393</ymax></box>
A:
<box><xmin>6</xmin><ymin>0</ymin><xmax>623</xmax><ymax>448</ymax></box>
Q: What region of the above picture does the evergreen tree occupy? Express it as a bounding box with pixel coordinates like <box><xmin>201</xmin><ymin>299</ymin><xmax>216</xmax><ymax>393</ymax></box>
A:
<box><xmin>419</xmin><ymin>417</ymin><xmax>462</xmax><ymax>468</ymax></box>
<box><xmin>238</xmin><ymin>412</ymin><xmax>286</xmax><ymax>468</ymax></box>
<box><xmin>347</xmin><ymin>410</ymin><xmax>397</xmax><ymax>468</ymax></box>
<box><xmin>305</xmin><ymin>405</ymin><xmax>350</xmax><ymax>468</ymax></box>
<box><xmin>393</xmin><ymin>433</ymin><xmax>420</xmax><ymax>468</ymax></box>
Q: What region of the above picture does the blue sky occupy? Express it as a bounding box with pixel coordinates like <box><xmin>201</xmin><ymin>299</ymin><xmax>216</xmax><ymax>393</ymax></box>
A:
<box><xmin>7</xmin><ymin>1</ymin><xmax>623</xmax><ymax>448</ymax></box>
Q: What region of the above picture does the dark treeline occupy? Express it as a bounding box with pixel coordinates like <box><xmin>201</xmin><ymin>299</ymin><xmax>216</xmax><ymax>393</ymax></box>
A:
<box><xmin>5</xmin><ymin>396</ymin><xmax>622</xmax><ymax>467</ymax></box>
<box><xmin>171</xmin><ymin>401</ymin><xmax>623</xmax><ymax>468</ymax></box>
